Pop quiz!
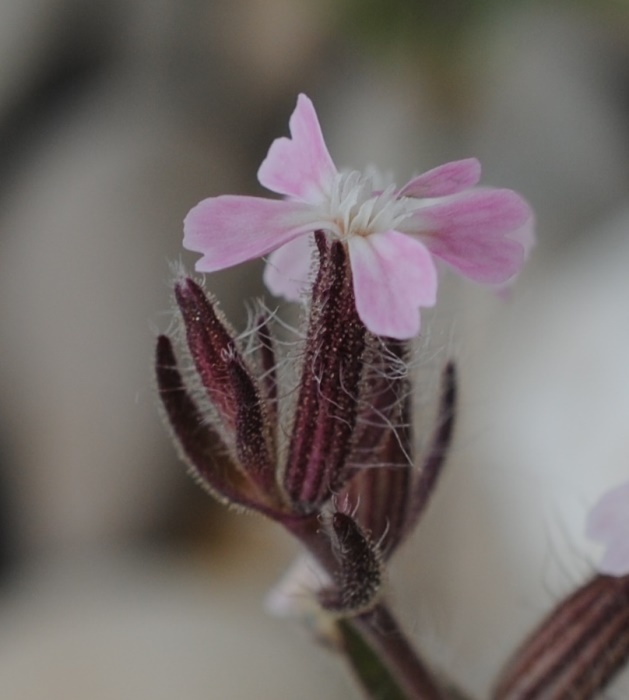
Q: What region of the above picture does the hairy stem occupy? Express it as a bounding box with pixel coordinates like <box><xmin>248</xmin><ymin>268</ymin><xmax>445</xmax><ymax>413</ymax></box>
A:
<box><xmin>284</xmin><ymin>515</ymin><xmax>447</xmax><ymax>700</ymax></box>
<box><xmin>347</xmin><ymin>603</ymin><xmax>448</xmax><ymax>700</ymax></box>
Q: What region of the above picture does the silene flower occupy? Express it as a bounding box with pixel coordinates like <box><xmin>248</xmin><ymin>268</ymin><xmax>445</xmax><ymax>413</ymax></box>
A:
<box><xmin>184</xmin><ymin>94</ymin><xmax>534</xmax><ymax>339</ymax></box>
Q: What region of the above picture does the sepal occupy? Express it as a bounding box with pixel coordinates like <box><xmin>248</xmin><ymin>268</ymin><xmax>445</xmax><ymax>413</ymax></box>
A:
<box><xmin>174</xmin><ymin>278</ymin><xmax>277</xmax><ymax>495</ymax></box>
<box><xmin>402</xmin><ymin>361</ymin><xmax>457</xmax><ymax>540</ymax></box>
<box><xmin>339</xmin><ymin>362</ymin><xmax>457</xmax><ymax>559</ymax></box>
<box><xmin>174</xmin><ymin>277</ymin><xmax>241</xmax><ymax>429</ymax></box>
<box><xmin>283</xmin><ymin>235</ymin><xmax>367</xmax><ymax>510</ymax></box>
<box><xmin>155</xmin><ymin>335</ymin><xmax>283</xmax><ymax>518</ymax></box>
<box><xmin>320</xmin><ymin>512</ymin><xmax>383</xmax><ymax>616</ymax></box>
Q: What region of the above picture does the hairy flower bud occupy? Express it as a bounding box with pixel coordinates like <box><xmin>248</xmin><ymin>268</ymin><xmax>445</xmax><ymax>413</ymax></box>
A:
<box><xmin>282</xmin><ymin>234</ymin><xmax>367</xmax><ymax>510</ymax></box>
<box><xmin>156</xmin><ymin>335</ymin><xmax>281</xmax><ymax>515</ymax></box>
<box><xmin>321</xmin><ymin>512</ymin><xmax>383</xmax><ymax>615</ymax></box>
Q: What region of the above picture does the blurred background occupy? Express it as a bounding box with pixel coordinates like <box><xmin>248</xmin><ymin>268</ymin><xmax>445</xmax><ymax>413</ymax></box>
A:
<box><xmin>0</xmin><ymin>0</ymin><xmax>628</xmax><ymax>697</ymax></box>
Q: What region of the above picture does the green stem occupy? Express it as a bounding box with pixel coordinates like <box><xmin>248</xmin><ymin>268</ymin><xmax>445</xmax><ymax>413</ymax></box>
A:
<box><xmin>340</xmin><ymin>602</ymin><xmax>448</xmax><ymax>700</ymax></box>
<box><xmin>284</xmin><ymin>516</ymin><xmax>449</xmax><ymax>699</ymax></box>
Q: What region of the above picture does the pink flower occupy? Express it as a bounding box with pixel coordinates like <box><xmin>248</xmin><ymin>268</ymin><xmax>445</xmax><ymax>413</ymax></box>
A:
<box><xmin>184</xmin><ymin>94</ymin><xmax>533</xmax><ymax>339</ymax></box>
<box><xmin>586</xmin><ymin>480</ymin><xmax>629</xmax><ymax>576</ymax></box>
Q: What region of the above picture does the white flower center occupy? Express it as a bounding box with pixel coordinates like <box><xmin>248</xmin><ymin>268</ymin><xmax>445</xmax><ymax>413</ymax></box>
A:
<box><xmin>321</xmin><ymin>170</ymin><xmax>416</xmax><ymax>240</ymax></box>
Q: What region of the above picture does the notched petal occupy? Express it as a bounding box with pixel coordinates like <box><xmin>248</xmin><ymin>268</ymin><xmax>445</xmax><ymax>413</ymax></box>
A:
<box><xmin>414</xmin><ymin>189</ymin><xmax>533</xmax><ymax>285</ymax></box>
<box><xmin>257</xmin><ymin>93</ymin><xmax>337</xmax><ymax>202</ymax></box>
<box><xmin>183</xmin><ymin>195</ymin><xmax>322</xmax><ymax>273</ymax></box>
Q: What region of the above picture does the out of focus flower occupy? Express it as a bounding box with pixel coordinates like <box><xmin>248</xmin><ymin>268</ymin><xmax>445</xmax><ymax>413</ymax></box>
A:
<box><xmin>494</xmin><ymin>574</ymin><xmax>629</xmax><ymax>699</ymax></box>
<box><xmin>184</xmin><ymin>94</ymin><xmax>533</xmax><ymax>339</ymax></box>
<box><xmin>586</xmin><ymin>480</ymin><xmax>629</xmax><ymax>576</ymax></box>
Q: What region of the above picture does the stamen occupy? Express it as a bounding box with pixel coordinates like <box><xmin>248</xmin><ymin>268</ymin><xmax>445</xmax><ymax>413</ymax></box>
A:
<box><xmin>325</xmin><ymin>171</ymin><xmax>414</xmax><ymax>240</ymax></box>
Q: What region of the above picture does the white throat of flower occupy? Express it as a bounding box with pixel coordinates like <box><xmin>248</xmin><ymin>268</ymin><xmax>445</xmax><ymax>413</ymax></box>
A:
<box><xmin>321</xmin><ymin>170</ymin><xmax>417</xmax><ymax>241</ymax></box>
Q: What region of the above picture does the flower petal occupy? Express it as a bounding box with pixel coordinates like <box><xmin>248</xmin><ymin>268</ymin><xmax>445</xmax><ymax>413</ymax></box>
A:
<box><xmin>598</xmin><ymin>535</ymin><xmax>629</xmax><ymax>576</ymax></box>
<box><xmin>586</xmin><ymin>481</ymin><xmax>629</xmax><ymax>541</ymax></box>
<box><xmin>348</xmin><ymin>231</ymin><xmax>437</xmax><ymax>339</ymax></box>
<box><xmin>509</xmin><ymin>218</ymin><xmax>536</xmax><ymax>259</ymax></box>
<box><xmin>412</xmin><ymin>189</ymin><xmax>533</xmax><ymax>284</ymax></box>
<box><xmin>257</xmin><ymin>94</ymin><xmax>337</xmax><ymax>202</ymax></box>
<box><xmin>491</xmin><ymin>218</ymin><xmax>537</xmax><ymax>298</ymax></box>
<box><xmin>183</xmin><ymin>195</ymin><xmax>325</xmax><ymax>272</ymax></box>
<box><xmin>586</xmin><ymin>481</ymin><xmax>629</xmax><ymax>576</ymax></box>
<box><xmin>398</xmin><ymin>158</ymin><xmax>481</xmax><ymax>198</ymax></box>
<box><xmin>263</xmin><ymin>233</ymin><xmax>314</xmax><ymax>302</ymax></box>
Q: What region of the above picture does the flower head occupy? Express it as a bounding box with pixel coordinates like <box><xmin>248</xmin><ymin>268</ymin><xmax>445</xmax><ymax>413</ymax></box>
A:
<box><xmin>157</xmin><ymin>250</ymin><xmax>459</xmax><ymax>615</ymax></box>
<box><xmin>586</xmin><ymin>480</ymin><xmax>629</xmax><ymax>576</ymax></box>
<box><xmin>184</xmin><ymin>93</ymin><xmax>533</xmax><ymax>339</ymax></box>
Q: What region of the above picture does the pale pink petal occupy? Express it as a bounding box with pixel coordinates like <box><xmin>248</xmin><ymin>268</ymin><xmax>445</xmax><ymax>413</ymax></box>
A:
<box><xmin>411</xmin><ymin>189</ymin><xmax>533</xmax><ymax>284</ymax></box>
<box><xmin>599</xmin><ymin>535</ymin><xmax>629</xmax><ymax>577</ymax></box>
<box><xmin>586</xmin><ymin>481</ymin><xmax>629</xmax><ymax>576</ymax></box>
<box><xmin>509</xmin><ymin>218</ymin><xmax>536</xmax><ymax>259</ymax></box>
<box><xmin>398</xmin><ymin>158</ymin><xmax>481</xmax><ymax>198</ymax></box>
<box><xmin>183</xmin><ymin>195</ymin><xmax>326</xmax><ymax>272</ymax></box>
<box><xmin>257</xmin><ymin>94</ymin><xmax>337</xmax><ymax>203</ymax></box>
<box><xmin>263</xmin><ymin>234</ymin><xmax>315</xmax><ymax>302</ymax></box>
<box><xmin>586</xmin><ymin>481</ymin><xmax>629</xmax><ymax>540</ymax></box>
<box><xmin>492</xmin><ymin>219</ymin><xmax>537</xmax><ymax>298</ymax></box>
<box><xmin>348</xmin><ymin>231</ymin><xmax>437</xmax><ymax>339</ymax></box>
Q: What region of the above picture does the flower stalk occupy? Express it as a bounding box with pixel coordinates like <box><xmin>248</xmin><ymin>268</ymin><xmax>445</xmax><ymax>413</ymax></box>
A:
<box><xmin>157</xmin><ymin>227</ymin><xmax>461</xmax><ymax>698</ymax></box>
<box><xmin>156</xmin><ymin>90</ymin><xmax>629</xmax><ymax>700</ymax></box>
<box><xmin>340</xmin><ymin>604</ymin><xmax>449</xmax><ymax>700</ymax></box>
